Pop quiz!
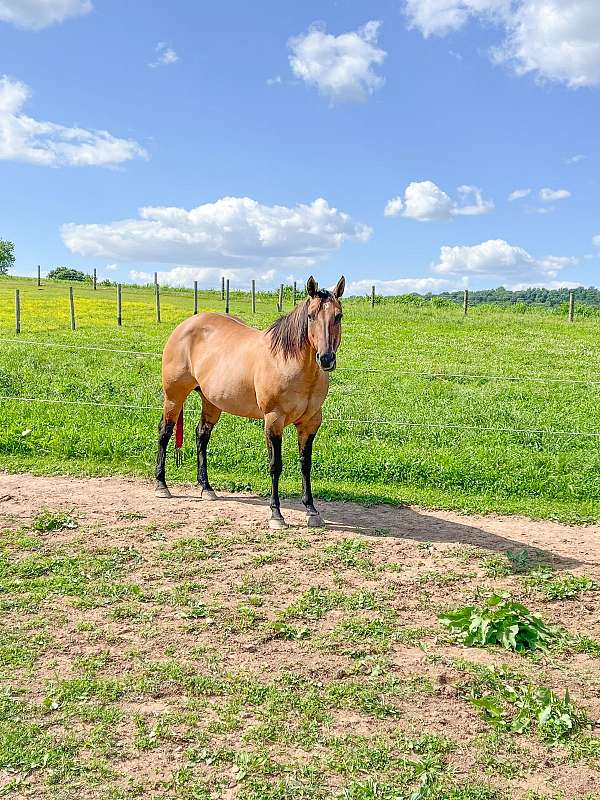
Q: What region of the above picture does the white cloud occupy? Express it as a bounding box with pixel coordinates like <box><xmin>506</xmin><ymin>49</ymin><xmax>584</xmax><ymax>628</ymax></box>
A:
<box><xmin>404</xmin><ymin>0</ymin><xmax>600</xmax><ymax>88</ymax></box>
<box><xmin>404</xmin><ymin>0</ymin><xmax>509</xmax><ymax>38</ymax></box>
<box><xmin>593</xmin><ymin>234</ymin><xmax>600</xmax><ymax>246</ymax></box>
<box><xmin>565</xmin><ymin>154</ymin><xmax>586</xmax><ymax>164</ymax></box>
<box><xmin>539</xmin><ymin>187</ymin><xmax>571</xmax><ymax>201</ymax></box>
<box><xmin>384</xmin><ymin>180</ymin><xmax>493</xmax><ymax>221</ymax></box>
<box><xmin>288</xmin><ymin>20</ymin><xmax>386</xmax><ymax>102</ymax></box>
<box><xmin>508</xmin><ymin>188</ymin><xmax>531</xmax><ymax>201</ymax></box>
<box><xmin>431</xmin><ymin>239</ymin><xmax>577</xmax><ymax>284</ymax></box>
<box><xmin>0</xmin><ymin>75</ymin><xmax>148</xmax><ymax>167</ymax></box>
<box><xmin>266</xmin><ymin>75</ymin><xmax>282</xmax><ymax>86</ymax></box>
<box><xmin>347</xmin><ymin>277</ymin><xmax>453</xmax><ymax>296</ymax></box>
<box><xmin>149</xmin><ymin>42</ymin><xmax>179</xmax><ymax>68</ymax></box>
<box><xmin>129</xmin><ymin>266</ymin><xmax>280</xmax><ymax>291</ymax></box>
<box><xmin>61</xmin><ymin>196</ymin><xmax>372</xmax><ymax>268</ymax></box>
<box><xmin>0</xmin><ymin>0</ymin><xmax>92</xmax><ymax>30</ymax></box>
<box><xmin>105</xmin><ymin>263</ymin><xmax>118</xmax><ymax>272</ymax></box>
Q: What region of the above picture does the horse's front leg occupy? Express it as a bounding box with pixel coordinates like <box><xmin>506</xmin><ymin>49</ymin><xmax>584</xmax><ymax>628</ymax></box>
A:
<box><xmin>264</xmin><ymin>413</ymin><xmax>287</xmax><ymax>530</ymax></box>
<box><xmin>296</xmin><ymin>411</ymin><xmax>324</xmax><ymax>527</ymax></box>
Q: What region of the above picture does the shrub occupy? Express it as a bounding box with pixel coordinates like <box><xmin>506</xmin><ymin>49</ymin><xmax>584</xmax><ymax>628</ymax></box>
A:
<box><xmin>47</xmin><ymin>267</ymin><xmax>89</xmax><ymax>282</ymax></box>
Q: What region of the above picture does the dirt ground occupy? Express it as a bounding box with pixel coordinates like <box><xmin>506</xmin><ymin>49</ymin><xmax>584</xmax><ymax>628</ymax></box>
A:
<box><xmin>2</xmin><ymin>472</ymin><xmax>600</xmax><ymax>562</ymax></box>
<box><xmin>1</xmin><ymin>473</ymin><xmax>600</xmax><ymax>800</ymax></box>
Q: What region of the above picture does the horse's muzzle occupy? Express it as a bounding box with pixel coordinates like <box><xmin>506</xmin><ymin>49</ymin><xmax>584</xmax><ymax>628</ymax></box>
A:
<box><xmin>317</xmin><ymin>352</ymin><xmax>336</xmax><ymax>372</ymax></box>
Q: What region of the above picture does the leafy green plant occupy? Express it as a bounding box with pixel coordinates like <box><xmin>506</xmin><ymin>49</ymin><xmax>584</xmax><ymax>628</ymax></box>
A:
<box><xmin>463</xmin><ymin>667</ymin><xmax>589</xmax><ymax>743</ymax></box>
<box><xmin>32</xmin><ymin>509</ymin><xmax>77</xmax><ymax>532</ymax></box>
<box><xmin>524</xmin><ymin>568</ymin><xmax>599</xmax><ymax>600</ymax></box>
<box><xmin>439</xmin><ymin>595</ymin><xmax>559</xmax><ymax>652</ymax></box>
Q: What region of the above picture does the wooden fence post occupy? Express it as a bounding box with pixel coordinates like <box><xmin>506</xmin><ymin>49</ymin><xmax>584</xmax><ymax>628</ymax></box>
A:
<box><xmin>37</xmin><ymin>265</ymin><xmax>41</xmax><ymax>288</ymax></box>
<box><xmin>117</xmin><ymin>284</ymin><xmax>122</xmax><ymax>326</ymax></box>
<box><xmin>221</xmin><ymin>276</ymin><xmax>225</xmax><ymax>300</ymax></box>
<box><xmin>569</xmin><ymin>291</ymin><xmax>575</xmax><ymax>323</ymax></box>
<box><xmin>153</xmin><ymin>272</ymin><xmax>158</xmax><ymax>287</ymax></box>
<box><xmin>293</xmin><ymin>281</ymin><xmax>296</xmax><ymax>306</ymax></box>
<box><xmin>194</xmin><ymin>280</ymin><xmax>198</xmax><ymax>314</ymax></box>
<box><xmin>69</xmin><ymin>287</ymin><xmax>76</xmax><ymax>330</ymax></box>
<box><xmin>278</xmin><ymin>284</ymin><xmax>284</xmax><ymax>313</ymax></box>
<box><xmin>155</xmin><ymin>282</ymin><xmax>161</xmax><ymax>323</ymax></box>
<box><xmin>225</xmin><ymin>279</ymin><xmax>230</xmax><ymax>314</ymax></box>
<box><xmin>371</xmin><ymin>285</ymin><xmax>375</xmax><ymax>308</ymax></box>
<box><xmin>251</xmin><ymin>279</ymin><xmax>256</xmax><ymax>313</ymax></box>
<box><xmin>93</xmin><ymin>268</ymin><xmax>97</xmax><ymax>291</ymax></box>
<box><xmin>463</xmin><ymin>289</ymin><xmax>469</xmax><ymax>316</ymax></box>
<box><xmin>15</xmin><ymin>289</ymin><xmax>20</xmax><ymax>334</ymax></box>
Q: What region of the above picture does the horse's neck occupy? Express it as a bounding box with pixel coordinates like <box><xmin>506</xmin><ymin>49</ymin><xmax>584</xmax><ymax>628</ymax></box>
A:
<box><xmin>297</xmin><ymin>342</ymin><xmax>324</xmax><ymax>385</ymax></box>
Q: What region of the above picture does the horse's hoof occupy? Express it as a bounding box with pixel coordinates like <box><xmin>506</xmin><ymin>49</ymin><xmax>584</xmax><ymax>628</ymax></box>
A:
<box><xmin>201</xmin><ymin>488</ymin><xmax>218</xmax><ymax>501</ymax></box>
<box><xmin>307</xmin><ymin>514</ymin><xmax>325</xmax><ymax>528</ymax></box>
<box><xmin>155</xmin><ymin>486</ymin><xmax>172</xmax><ymax>499</ymax></box>
<box><xmin>269</xmin><ymin>517</ymin><xmax>288</xmax><ymax>530</ymax></box>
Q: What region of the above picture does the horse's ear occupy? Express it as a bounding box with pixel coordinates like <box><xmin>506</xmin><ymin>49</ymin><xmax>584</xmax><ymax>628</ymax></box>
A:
<box><xmin>306</xmin><ymin>276</ymin><xmax>317</xmax><ymax>298</ymax></box>
<box><xmin>333</xmin><ymin>275</ymin><xmax>345</xmax><ymax>299</ymax></box>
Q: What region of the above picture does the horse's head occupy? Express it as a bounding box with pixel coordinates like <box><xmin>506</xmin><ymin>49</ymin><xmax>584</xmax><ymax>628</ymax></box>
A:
<box><xmin>306</xmin><ymin>275</ymin><xmax>345</xmax><ymax>372</ymax></box>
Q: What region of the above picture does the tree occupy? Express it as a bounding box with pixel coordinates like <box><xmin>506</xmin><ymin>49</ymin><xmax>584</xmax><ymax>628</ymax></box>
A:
<box><xmin>0</xmin><ymin>239</ymin><xmax>15</xmax><ymax>276</ymax></box>
<box><xmin>47</xmin><ymin>267</ymin><xmax>88</xmax><ymax>282</ymax></box>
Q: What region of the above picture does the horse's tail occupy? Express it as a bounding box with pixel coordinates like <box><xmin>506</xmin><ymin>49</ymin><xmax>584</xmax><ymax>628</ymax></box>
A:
<box><xmin>174</xmin><ymin>408</ymin><xmax>184</xmax><ymax>466</ymax></box>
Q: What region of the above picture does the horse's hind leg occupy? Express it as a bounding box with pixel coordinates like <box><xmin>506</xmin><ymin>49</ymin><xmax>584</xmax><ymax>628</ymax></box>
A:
<box><xmin>155</xmin><ymin>383</ymin><xmax>193</xmax><ymax>499</ymax></box>
<box><xmin>196</xmin><ymin>398</ymin><xmax>221</xmax><ymax>500</ymax></box>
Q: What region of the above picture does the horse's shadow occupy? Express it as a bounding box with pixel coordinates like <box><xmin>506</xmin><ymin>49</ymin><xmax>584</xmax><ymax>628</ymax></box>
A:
<box><xmin>169</xmin><ymin>490</ymin><xmax>588</xmax><ymax>571</ymax></box>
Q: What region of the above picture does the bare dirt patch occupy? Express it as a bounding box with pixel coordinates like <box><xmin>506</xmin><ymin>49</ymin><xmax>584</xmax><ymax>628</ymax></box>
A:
<box><xmin>1</xmin><ymin>473</ymin><xmax>600</xmax><ymax>800</ymax></box>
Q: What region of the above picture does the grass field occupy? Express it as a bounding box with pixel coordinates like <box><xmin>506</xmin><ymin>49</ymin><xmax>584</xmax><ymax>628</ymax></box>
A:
<box><xmin>1</xmin><ymin>276</ymin><xmax>600</xmax><ymax>522</ymax></box>
<box><xmin>1</xmin><ymin>473</ymin><xmax>599</xmax><ymax>800</ymax></box>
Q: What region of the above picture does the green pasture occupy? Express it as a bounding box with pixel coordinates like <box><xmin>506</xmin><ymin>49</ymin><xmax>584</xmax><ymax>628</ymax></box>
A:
<box><xmin>1</xmin><ymin>276</ymin><xmax>599</xmax><ymax>522</ymax></box>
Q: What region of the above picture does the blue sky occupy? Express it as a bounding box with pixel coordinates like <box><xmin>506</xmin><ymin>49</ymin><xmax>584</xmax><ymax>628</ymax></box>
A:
<box><xmin>1</xmin><ymin>0</ymin><xmax>599</xmax><ymax>294</ymax></box>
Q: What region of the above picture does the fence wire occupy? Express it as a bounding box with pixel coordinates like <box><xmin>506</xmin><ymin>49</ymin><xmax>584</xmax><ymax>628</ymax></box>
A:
<box><xmin>1</xmin><ymin>337</ymin><xmax>599</xmax><ymax>386</ymax></box>
<box><xmin>2</xmin><ymin>394</ymin><xmax>599</xmax><ymax>438</ymax></box>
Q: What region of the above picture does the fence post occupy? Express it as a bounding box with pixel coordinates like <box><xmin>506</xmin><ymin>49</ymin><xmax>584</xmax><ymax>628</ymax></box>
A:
<box><xmin>69</xmin><ymin>286</ymin><xmax>76</xmax><ymax>330</ymax></box>
<box><xmin>153</xmin><ymin>271</ymin><xmax>158</xmax><ymax>287</ymax></box>
<box><xmin>15</xmin><ymin>289</ymin><xmax>20</xmax><ymax>334</ymax></box>
<box><xmin>93</xmin><ymin>268</ymin><xmax>97</xmax><ymax>291</ymax></box>
<box><xmin>463</xmin><ymin>289</ymin><xmax>469</xmax><ymax>316</ymax></box>
<box><xmin>568</xmin><ymin>291</ymin><xmax>575</xmax><ymax>323</ymax></box>
<box><xmin>37</xmin><ymin>265</ymin><xmax>41</xmax><ymax>288</ymax></box>
<box><xmin>117</xmin><ymin>284</ymin><xmax>122</xmax><ymax>326</ymax></box>
<box><xmin>194</xmin><ymin>280</ymin><xmax>198</xmax><ymax>314</ymax></box>
<box><xmin>371</xmin><ymin>285</ymin><xmax>375</xmax><ymax>309</ymax></box>
<box><xmin>155</xmin><ymin>282</ymin><xmax>161</xmax><ymax>323</ymax></box>
<box><xmin>293</xmin><ymin>281</ymin><xmax>296</xmax><ymax>306</ymax></box>
<box><xmin>278</xmin><ymin>283</ymin><xmax>284</xmax><ymax>313</ymax></box>
<box><xmin>221</xmin><ymin>276</ymin><xmax>225</xmax><ymax>301</ymax></box>
<box><xmin>251</xmin><ymin>279</ymin><xmax>256</xmax><ymax>314</ymax></box>
<box><xmin>225</xmin><ymin>279</ymin><xmax>230</xmax><ymax>314</ymax></box>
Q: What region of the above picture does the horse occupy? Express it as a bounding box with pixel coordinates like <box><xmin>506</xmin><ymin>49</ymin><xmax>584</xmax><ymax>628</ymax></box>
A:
<box><xmin>154</xmin><ymin>275</ymin><xmax>345</xmax><ymax>529</ymax></box>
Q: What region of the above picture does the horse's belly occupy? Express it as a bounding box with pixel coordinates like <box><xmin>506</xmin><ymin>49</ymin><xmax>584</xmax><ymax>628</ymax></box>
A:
<box><xmin>200</xmin><ymin>379</ymin><xmax>263</xmax><ymax>420</ymax></box>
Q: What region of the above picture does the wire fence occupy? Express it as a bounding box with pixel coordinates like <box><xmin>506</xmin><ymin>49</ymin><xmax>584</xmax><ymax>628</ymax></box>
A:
<box><xmin>2</xmin><ymin>394</ymin><xmax>600</xmax><ymax>438</ymax></box>
<box><xmin>2</xmin><ymin>337</ymin><xmax>599</xmax><ymax>386</ymax></box>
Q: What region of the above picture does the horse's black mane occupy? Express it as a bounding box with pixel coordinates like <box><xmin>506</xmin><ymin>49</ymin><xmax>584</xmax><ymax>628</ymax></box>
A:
<box><xmin>267</xmin><ymin>291</ymin><xmax>333</xmax><ymax>359</ymax></box>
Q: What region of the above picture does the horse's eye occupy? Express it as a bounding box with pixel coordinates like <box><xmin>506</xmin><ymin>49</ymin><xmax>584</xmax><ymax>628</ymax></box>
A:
<box><xmin>335</xmin><ymin>313</ymin><xmax>343</xmax><ymax>323</ymax></box>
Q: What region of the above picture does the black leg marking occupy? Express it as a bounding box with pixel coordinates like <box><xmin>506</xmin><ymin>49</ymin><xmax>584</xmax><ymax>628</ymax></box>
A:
<box><xmin>155</xmin><ymin>418</ymin><xmax>175</xmax><ymax>492</ymax></box>
<box><xmin>267</xmin><ymin>433</ymin><xmax>285</xmax><ymax>523</ymax></box>
<box><xmin>196</xmin><ymin>421</ymin><xmax>214</xmax><ymax>491</ymax></box>
<box><xmin>299</xmin><ymin>433</ymin><xmax>318</xmax><ymax>515</ymax></box>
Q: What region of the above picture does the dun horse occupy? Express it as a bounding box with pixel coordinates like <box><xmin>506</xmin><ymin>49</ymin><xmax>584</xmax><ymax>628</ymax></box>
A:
<box><xmin>155</xmin><ymin>275</ymin><xmax>345</xmax><ymax>529</ymax></box>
